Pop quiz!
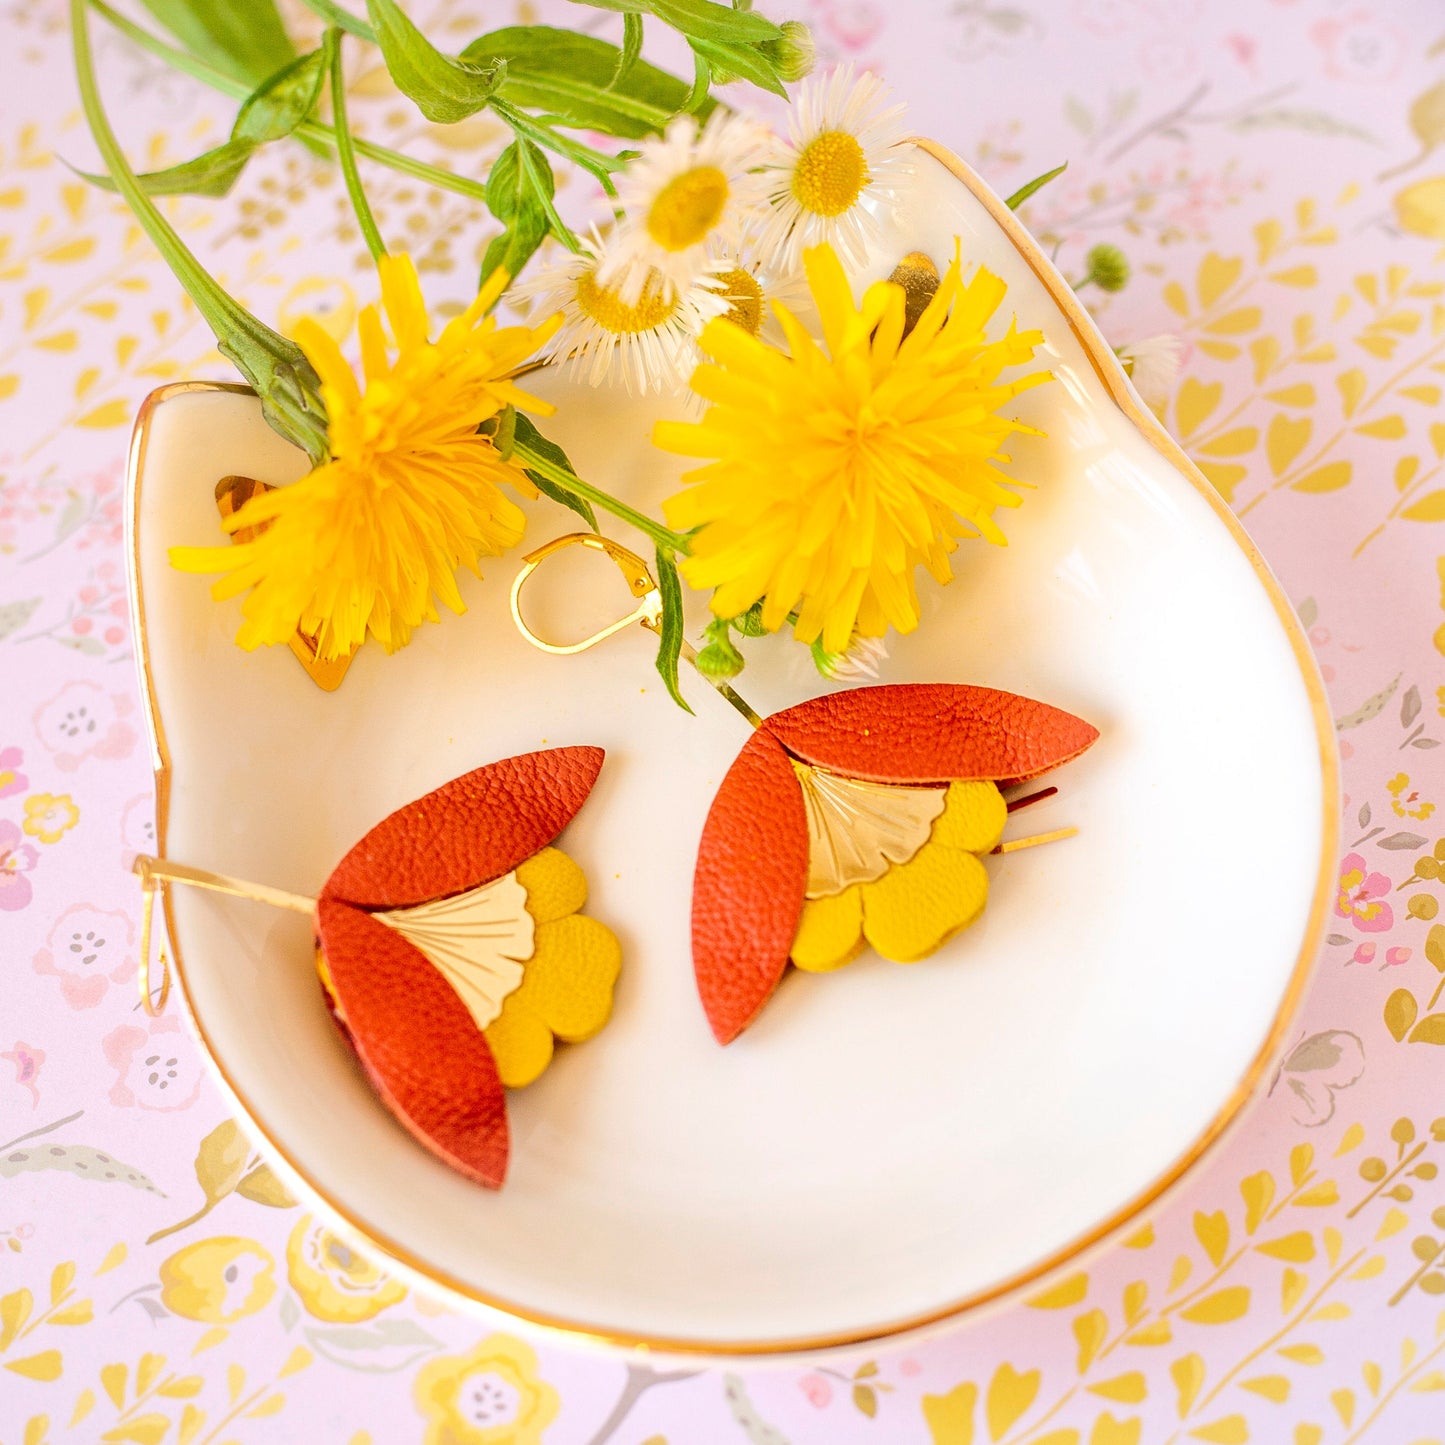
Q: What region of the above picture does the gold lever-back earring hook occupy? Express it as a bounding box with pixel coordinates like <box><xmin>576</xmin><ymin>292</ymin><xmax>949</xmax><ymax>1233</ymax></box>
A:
<box><xmin>135</xmin><ymin>854</ymin><xmax>171</xmax><ymax>1017</ymax></box>
<box><xmin>132</xmin><ymin>853</ymin><xmax>314</xmax><ymax>1016</ymax></box>
<box><xmin>510</xmin><ymin>533</ymin><xmax>664</xmax><ymax>655</ymax></box>
<box><xmin>509</xmin><ymin>532</ymin><xmax>763</xmax><ymax>726</ymax></box>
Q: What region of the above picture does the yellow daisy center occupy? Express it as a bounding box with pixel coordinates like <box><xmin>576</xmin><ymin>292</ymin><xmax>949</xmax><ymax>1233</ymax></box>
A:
<box><xmin>712</xmin><ymin>267</ymin><xmax>765</xmax><ymax>335</ymax></box>
<box><xmin>647</xmin><ymin>166</ymin><xmax>730</xmax><ymax>251</ymax></box>
<box><xmin>575</xmin><ymin>269</ymin><xmax>676</xmax><ymax>335</ymax></box>
<box><xmin>791</xmin><ymin>130</ymin><xmax>869</xmax><ymax>217</ymax></box>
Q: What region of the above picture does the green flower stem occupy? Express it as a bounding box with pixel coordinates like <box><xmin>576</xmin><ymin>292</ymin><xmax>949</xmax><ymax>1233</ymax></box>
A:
<box><xmin>512</xmin><ymin>437</ymin><xmax>689</xmax><ymax>555</ymax></box>
<box><xmin>326</xmin><ymin>28</ymin><xmax>386</xmax><ymax>261</ymax></box>
<box><xmin>72</xmin><ymin>0</ymin><xmax>329</xmax><ymax>463</ymax></box>
<box><xmin>89</xmin><ymin>0</ymin><xmax>495</xmax><ymax>209</ymax></box>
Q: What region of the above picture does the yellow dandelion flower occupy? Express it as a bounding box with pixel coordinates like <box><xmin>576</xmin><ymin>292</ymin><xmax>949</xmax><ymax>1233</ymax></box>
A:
<box><xmin>655</xmin><ymin>240</ymin><xmax>1049</xmax><ymax>652</ymax></box>
<box><xmin>171</xmin><ymin>253</ymin><xmax>561</xmax><ymax>661</ymax></box>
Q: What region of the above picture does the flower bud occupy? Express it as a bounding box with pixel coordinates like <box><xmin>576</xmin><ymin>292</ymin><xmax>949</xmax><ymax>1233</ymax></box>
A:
<box><xmin>730</xmin><ymin>603</ymin><xmax>769</xmax><ymax>637</ymax></box>
<box><xmin>760</xmin><ymin>21</ymin><xmax>816</xmax><ymax>83</ymax></box>
<box><xmin>1084</xmin><ymin>242</ymin><xmax>1130</xmax><ymax>293</ymax></box>
<box><xmin>697</xmin><ymin>627</ymin><xmax>746</xmax><ymax>680</ymax></box>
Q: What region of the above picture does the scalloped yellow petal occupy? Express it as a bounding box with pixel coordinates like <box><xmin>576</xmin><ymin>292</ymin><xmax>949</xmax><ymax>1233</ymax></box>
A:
<box><xmin>930</xmin><ymin>780</ymin><xmax>1007</xmax><ymax>854</ymax></box>
<box><xmin>516</xmin><ymin>847</ymin><xmax>588</xmax><ymax>924</ymax></box>
<box><xmin>514</xmin><ymin>915</ymin><xmax>621</xmax><ymax>1042</ymax></box>
<box><xmin>484</xmin><ymin>999</ymin><xmax>554</xmax><ymax>1089</ymax></box>
<box><xmin>791</xmin><ymin>887</ymin><xmax>865</xmax><ymax>972</ymax></box>
<box><xmin>861</xmin><ymin>845</ymin><xmax>989</xmax><ymax>962</ymax></box>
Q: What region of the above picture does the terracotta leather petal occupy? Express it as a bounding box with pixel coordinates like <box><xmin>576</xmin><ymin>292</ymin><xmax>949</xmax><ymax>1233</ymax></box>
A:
<box><xmin>693</xmin><ymin>730</ymin><xmax>810</xmax><ymax>1045</ymax></box>
<box><xmin>321</xmin><ymin>746</ymin><xmax>604</xmax><ymax>909</ymax></box>
<box><xmin>764</xmin><ymin>684</ymin><xmax>1099</xmax><ymax>787</ymax></box>
<box><xmin>316</xmin><ymin>897</ymin><xmax>510</xmax><ymax>1189</ymax></box>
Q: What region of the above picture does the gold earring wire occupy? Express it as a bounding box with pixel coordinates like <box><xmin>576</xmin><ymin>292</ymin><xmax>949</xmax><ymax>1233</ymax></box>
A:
<box><xmin>510</xmin><ymin>532</ymin><xmax>762</xmax><ymax>726</ymax></box>
<box><xmin>133</xmin><ymin>854</ymin><xmax>315</xmax><ymax>1016</ymax></box>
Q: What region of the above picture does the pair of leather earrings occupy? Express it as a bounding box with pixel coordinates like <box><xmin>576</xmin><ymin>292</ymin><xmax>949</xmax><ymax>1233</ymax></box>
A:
<box><xmin>135</xmin><ymin>533</ymin><xmax>1098</xmax><ymax>1189</ymax></box>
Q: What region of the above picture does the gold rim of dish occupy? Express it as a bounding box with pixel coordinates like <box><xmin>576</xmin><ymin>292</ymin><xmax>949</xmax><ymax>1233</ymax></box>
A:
<box><xmin>127</xmin><ymin>138</ymin><xmax>1340</xmax><ymax>1358</ymax></box>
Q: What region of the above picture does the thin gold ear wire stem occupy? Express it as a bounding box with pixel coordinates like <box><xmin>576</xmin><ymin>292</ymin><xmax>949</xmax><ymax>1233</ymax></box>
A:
<box><xmin>134</xmin><ymin>855</ymin><xmax>316</xmax><ymax>913</ymax></box>
<box><xmin>133</xmin><ymin>855</ymin><xmax>315</xmax><ymax>1017</ymax></box>
<box><xmin>137</xmin><ymin>878</ymin><xmax>169</xmax><ymax>1017</ymax></box>
<box><xmin>667</xmin><ymin>634</ymin><xmax>763</xmax><ymax>728</ymax></box>
<box><xmin>993</xmin><ymin>826</ymin><xmax>1079</xmax><ymax>854</ymax></box>
<box><xmin>510</xmin><ymin>531</ymin><xmax>764</xmax><ymax>727</ymax></box>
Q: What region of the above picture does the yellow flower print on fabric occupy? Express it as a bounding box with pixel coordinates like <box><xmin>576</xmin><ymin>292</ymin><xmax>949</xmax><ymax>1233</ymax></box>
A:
<box><xmin>158</xmin><ymin>1237</ymin><xmax>276</xmax><ymax>1322</ymax></box>
<box><xmin>1388</xmin><ymin>772</ymin><xmax>1436</xmax><ymax>821</ymax></box>
<box><xmin>286</xmin><ymin>1215</ymin><xmax>406</xmax><ymax>1323</ymax></box>
<box><xmin>483</xmin><ymin>849</ymin><xmax>621</xmax><ymax>1089</ymax></box>
<box><xmin>415</xmin><ymin>1333</ymin><xmax>559</xmax><ymax>1445</ymax></box>
<box><xmin>23</xmin><ymin>793</ymin><xmax>79</xmax><ymax>844</ymax></box>
<box><xmin>791</xmin><ymin>780</ymin><xmax>1007</xmax><ymax>970</ymax></box>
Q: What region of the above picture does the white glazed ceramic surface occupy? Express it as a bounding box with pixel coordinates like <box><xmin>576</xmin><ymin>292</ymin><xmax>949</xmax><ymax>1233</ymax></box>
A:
<box><xmin>131</xmin><ymin>146</ymin><xmax>1332</xmax><ymax>1354</ymax></box>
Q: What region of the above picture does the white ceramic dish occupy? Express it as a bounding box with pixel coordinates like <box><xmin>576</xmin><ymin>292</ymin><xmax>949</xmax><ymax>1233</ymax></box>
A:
<box><xmin>127</xmin><ymin>141</ymin><xmax>1336</xmax><ymax>1357</ymax></box>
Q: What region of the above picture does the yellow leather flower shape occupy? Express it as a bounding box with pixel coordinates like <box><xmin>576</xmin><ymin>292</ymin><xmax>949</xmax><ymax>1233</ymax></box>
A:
<box><xmin>482</xmin><ymin>848</ymin><xmax>622</xmax><ymax>1088</ymax></box>
<box><xmin>285</xmin><ymin>1215</ymin><xmax>406</xmax><ymax>1323</ymax></box>
<box><xmin>791</xmin><ymin>779</ymin><xmax>1007</xmax><ymax>970</ymax></box>
<box><xmin>158</xmin><ymin>1237</ymin><xmax>276</xmax><ymax>1323</ymax></box>
<box><xmin>414</xmin><ymin>1333</ymin><xmax>559</xmax><ymax>1445</ymax></box>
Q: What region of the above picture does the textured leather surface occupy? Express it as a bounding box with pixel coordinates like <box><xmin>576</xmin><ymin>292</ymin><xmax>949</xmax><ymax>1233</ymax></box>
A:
<box><xmin>694</xmin><ymin>685</ymin><xmax>1101</xmax><ymax>1043</ymax></box>
<box><xmin>322</xmin><ymin>746</ymin><xmax>604</xmax><ymax>909</ymax></box>
<box><xmin>692</xmin><ymin>730</ymin><xmax>811</xmax><ymax>1046</ymax></box>
<box><xmin>316</xmin><ymin>898</ymin><xmax>510</xmax><ymax>1189</ymax></box>
<box><xmin>766</xmin><ymin>684</ymin><xmax>1099</xmax><ymax>787</ymax></box>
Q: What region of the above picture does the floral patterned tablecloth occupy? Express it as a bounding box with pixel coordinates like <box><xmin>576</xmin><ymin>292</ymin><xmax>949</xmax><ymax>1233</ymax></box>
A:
<box><xmin>6</xmin><ymin>1</ymin><xmax>1445</xmax><ymax>1441</ymax></box>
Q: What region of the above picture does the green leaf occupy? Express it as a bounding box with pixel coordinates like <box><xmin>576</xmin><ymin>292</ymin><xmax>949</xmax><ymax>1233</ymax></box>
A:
<box><xmin>1005</xmin><ymin>161</ymin><xmax>1067</xmax><ymax>211</ymax></box>
<box><xmin>136</xmin><ymin>0</ymin><xmax>295</xmax><ymax>86</ymax></box>
<box><xmin>481</xmin><ymin>140</ymin><xmax>553</xmax><ymax>282</ymax></box>
<box><xmin>640</xmin><ymin>0</ymin><xmax>781</xmax><ymax>45</ymax></box>
<box><xmin>486</xmin><ymin>137</ymin><xmax>552</xmax><ymax>220</ymax></box>
<box><xmin>233</xmin><ymin>47</ymin><xmax>330</xmax><ymax>143</ymax></box>
<box><xmin>653</xmin><ymin>548</ymin><xmax>693</xmax><ymax>713</ymax></box>
<box><xmin>512</xmin><ymin>415</ymin><xmax>598</xmax><ymax>531</ymax></box>
<box><xmin>70</xmin><ymin>0</ymin><xmax>328</xmax><ymax>464</ymax></box>
<box><xmin>77</xmin><ymin>138</ymin><xmax>254</xmax><ymax>199</ymax></box>
<box><xmin>463</xmin><ymin>26</ymin><xmax>709</xmax><ymax>137</ymax></box>
<box><xmin>687</xmin><ymin>35</ymin><xmax>787</xmax><ymax>97</ymax></box>
<box><xmin>78</xmin><ymin>47</ymin><xmax>328</xmax><ymax>199</ymax></box>
<box><xmin>367</xmin><ymin>0</ymin><xmax>506</xmax><ymax>123</ymax></box>
<box><xmin>489</xmin><ymin>404</ymin><xmax>517</xmax><ymax>460</ymax></box>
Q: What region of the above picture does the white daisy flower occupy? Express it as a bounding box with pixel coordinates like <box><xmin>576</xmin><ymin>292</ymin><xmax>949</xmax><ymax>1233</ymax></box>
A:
<box><xmin>515</xmin><ymin>232</ymin><xmax>728</xmax><ymax>395</ymax></box>
<box><xmin>1116</xmin><ymin>333</ymin><xmax>1183</xmax><ymax>409</ymax></box>
<box><xmin>755</xmin><ymin>65</ymin><xmax>912</xmax><ymax>274</ymax></box>
<box><xmin>599</xmin><ymin>110</ymin><xmax>773</xmax><ymax>306</ymax></box>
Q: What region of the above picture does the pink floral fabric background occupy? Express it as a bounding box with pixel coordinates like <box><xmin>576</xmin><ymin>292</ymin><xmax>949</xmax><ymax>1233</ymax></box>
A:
<box><xmin>5</xmin><ymin>1</ymin><xmax>1445</xmax><ymax>1441</ymax></box>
